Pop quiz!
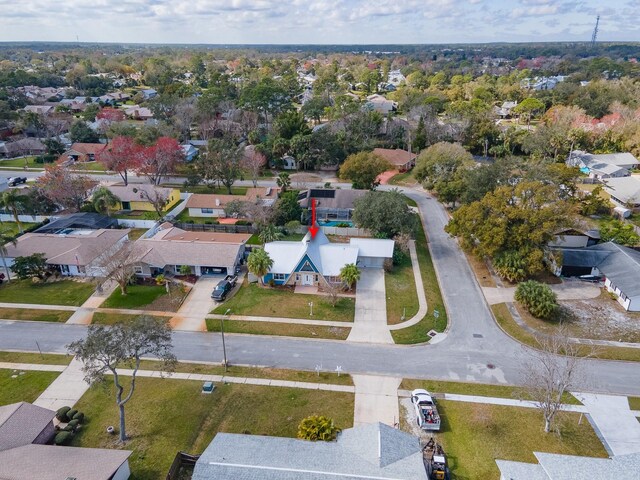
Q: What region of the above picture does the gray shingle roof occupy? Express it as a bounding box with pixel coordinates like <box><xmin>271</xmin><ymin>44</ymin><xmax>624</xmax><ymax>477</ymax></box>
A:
<box><xmin>558</xmin><ymin>248</ymin><xmax>612</xmax><ymax>268</ymax></box>
<box><xmin>0</xmin><ymin>402</ymin><xmax>55</xmax><ymax>452</ymax></box>
<box><xmin>193</xmin><ymin>423</ymin><xmax>429</xmax><ymax>480</ymax></box>
<box><xmin>603</xmin><ymin>176</ymin><xmax>640</xmax><ymax>205</ymax></box>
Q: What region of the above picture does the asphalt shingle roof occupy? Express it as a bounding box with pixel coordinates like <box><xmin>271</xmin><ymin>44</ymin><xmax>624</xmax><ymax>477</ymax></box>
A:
<box><xmin>0</xmin><ymin>402</ymin><xmax>55</xmax><ymax>452</ymax></box>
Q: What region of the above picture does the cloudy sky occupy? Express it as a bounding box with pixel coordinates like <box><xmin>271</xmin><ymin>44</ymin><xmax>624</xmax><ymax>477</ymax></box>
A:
<box><xmin>0</xmin><ymin>0</ymin><xmax>638</xmax><ymax>44</ymax></box>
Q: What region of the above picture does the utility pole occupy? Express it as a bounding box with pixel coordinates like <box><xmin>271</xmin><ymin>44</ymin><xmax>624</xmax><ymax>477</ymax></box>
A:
<box><xmin>220</xmin><ymin>308</ymin><xmax>230</xmax><ymax>372</ymax></box>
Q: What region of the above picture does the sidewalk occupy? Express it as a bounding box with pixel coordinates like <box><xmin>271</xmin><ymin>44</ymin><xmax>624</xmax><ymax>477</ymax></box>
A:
<box><xmin>66</xmin><ymin>279</ymin><xmax>118</xmax><ymax>325</ymax></box>
<box><xmin>353</xmin><ymin>374</ymin><xmax>401</xmax><ymax>427</ymax></box>
<box><xmin>389</xmin><ymin>240</ymin><xmax>428</xmax><ymax>331</ymax></box>
<box><xmin>33</xmin><ymin>358</ymin><xmax>90</xmax><ymax>410</ymax></box>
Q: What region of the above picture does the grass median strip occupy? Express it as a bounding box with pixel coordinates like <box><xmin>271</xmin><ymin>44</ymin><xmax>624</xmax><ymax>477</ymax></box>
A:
<box><xmin>0</xmin><ymin>307</ymin><xmax>73</xmax><ymax>322</ymax></box>
<box><xmin>136</xmin><ymin>359</ymin><xmax>354</xmax><ymax>386</ymax></box>
<box><xmin>72</xmin><ymin>378</ymin><xmax>354</xmax><ymax>480</ymax></box>
<box><xmin>385</xmin><ymin>253</ymin><xmax>419</xmax><ymax>325</ymax></box>
<box><xmin>492</xmin><ymin>303</ymin><xmax>640</xmax><ymax>362</ymax></box>
<box><xmin>213</xmin><ymin>281</ymin><xmax>355</xmax><ymax>322</ymax></box>
<box><xmin>0</xmin><ymin>279</ymin><xmax>95</xmax><ymax>306</ymax></box>
<box><xmin>401</xmin><ymin>378</ymin><xmax>581</xmax><ymax>405</ymax></box>
<box><xmin>0</xmin><ymin>351</ymin><xmax>72</xmax><ymax>365</ymax></box>
<box><xmin>0</xmin><ymin>368</ymin><xmax>61</xmax><ymax>404</ymax></box>
<box><xmin>206</xmin><ymin>318</ymin><xmax>350</xmax><ymax>340</ymax></box>
<box><xmin>92</xmin><ymin>312</ymin><xmax>166</xmax><ymax>325</ymax></box>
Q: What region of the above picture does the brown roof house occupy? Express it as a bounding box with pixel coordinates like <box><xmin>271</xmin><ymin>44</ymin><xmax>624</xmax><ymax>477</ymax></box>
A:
<box><xmin>132</xmin><ymin>224</ymin><xmax>249</xmax><ymax>276</ymax></box>
<box><xmin>4</xmin><ymin>228</ymin><xmax>130</xmax><ymax>277</ymax></box>
<box><xmin>0</xmin><ymin>402</ymin><xmax>132</xmax><ymax>480</ymax></box>
<box><xmin>0</xmin><ymin>137</ymin><xmax>46</xmax><ymax>158</ymax></box>
<box><xmin>372</xmin><ymin>148</ymin><xmax>417</xmax><ymax>172</ymax></box>
<box><xmin>185</xmin><ymin>187</ymin><xmax>279</xmax><ymax>218</ymax></box>
<box><xmin>59</xmin><ymin>142</ymin><xmax>108</xmax><ymax>163</ymax></box>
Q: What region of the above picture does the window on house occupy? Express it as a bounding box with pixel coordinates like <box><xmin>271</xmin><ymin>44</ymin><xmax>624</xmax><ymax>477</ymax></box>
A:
<box><xmin>301</xmin><ymin>261</ymin><xmax>314</xmax><ymax>272</ymax></box>
<box><xmin>273</xmin><ymin>273</ymin><xmax>286</xmax><ymax>281</ymax></box>
<box><xmin>134</xmin><ymin>266</ymin><xmax>143</xmax><ymax>274</ymax></box>
<box><xmin>201</xmin><ymin>208</ymin><xmax>213</xmax><ymax>214</ymax></box>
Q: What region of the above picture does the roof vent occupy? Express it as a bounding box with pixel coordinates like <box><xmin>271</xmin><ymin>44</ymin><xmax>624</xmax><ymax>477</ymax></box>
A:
<box><xmin>215</xmin><ymin>198</ymin><xmax>220</xmax><ymax>206</ymax></box>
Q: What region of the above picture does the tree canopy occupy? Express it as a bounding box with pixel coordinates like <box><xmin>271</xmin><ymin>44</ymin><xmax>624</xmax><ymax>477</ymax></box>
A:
<box><xmin>339</xmin><ymin>151</ymin><xmax>391</xmax><ymax>190</ymax></box>
<box><xmin>353</xmin><ymin>190</ymin><xmax>418</xmax><ymax>238</ymax></box>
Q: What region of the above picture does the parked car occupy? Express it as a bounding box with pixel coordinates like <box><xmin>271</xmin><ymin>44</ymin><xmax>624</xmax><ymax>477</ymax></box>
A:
<box><xmin>411</xmin><ymin>389</ymin><xmax>441</xmax><ymax>431</ymax></box>
<box><xmin>7</xmin><ymin>177</ymin><xmax>27</xmax><ymax>187</ymax></box>
<box><xmin>579</xmin><ymin>274</ymin><xmax>602</xmax><ymax>283</ymax></box>
<box><xmin>211</xmin><ymin>275</ymin><xmax>238</xmax><ymax>301</ymax></box>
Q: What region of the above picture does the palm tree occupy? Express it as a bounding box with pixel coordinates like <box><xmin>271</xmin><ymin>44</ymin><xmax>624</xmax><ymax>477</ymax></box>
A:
<box><xmin>276</xmin><ymin>172</ymin><xmax>291</xmax><ymax>192</ymax></box>
<box><xmin>339</xmin><ymin>263</ymin><xmax>360</xmax><ymax>291</ymax></box>
<box><xmin>247</xmin><ymin>248</ymin><xmax>273</xmax><ymax>286</ymax></box>
<box><xmin>1</xmin><ymin>189</ymin><xmax>29</xmax><ymax>233</ymax></box>
<box><xmin>0</xmin><ymin>228</ymin><xmax>16</xmax><ymax>282</ymax></box>
<box><xmin>92</xmin><ymin>187</ymin><xmax>120</xmax><ymax>216</ymax></box>
<box><xmin>297</xmin><ymin>415</ymin><xmax>340</xmax><ymax>441</ymax></box>
<box><xmin>258</xmin><ymin>224</ymin><xmax>283</xmax><ymax>244</ymax></box>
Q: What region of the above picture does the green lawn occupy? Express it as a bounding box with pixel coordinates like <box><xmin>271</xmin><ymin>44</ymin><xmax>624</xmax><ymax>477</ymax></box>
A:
<box><xmin>0</xmin><ymin>368</ymin><xmax>60</xmax><ymax>405</ymax></box>
<box><xmin>71</xmin><ymin>377</ymin><xmax>354</xmax><ymax>480</ymax></box>
<box><xmin>401</xmin><ymin>379</ymin><xmax>581</xmax><ymax>405</ymax></box>
<box><xmin>127</xmin><ymin>228</ymin><xmax>148</xmax><ymax>241</ymax></box>
<box><xmin>137</xmin><ymin>360</ymin><xmax>354</xmax><ymax>386</ymax></box>
<box><xmin>101</xmin><ymin>284</ymin><xmax>168</xmax><ymax>309</ymax></box>
<box><xmin>212</xmin><ymin>281</ymin><xmax>355</xmax><ymax>322</ymax></box>
<box><xmin>206</xmin><ymin>318</ymin><xmax>350</xmax><ymax>340</ymax></box>
<box><xmin>69</xmin><ymin>161</ymin><xmax>107</xmax><ymax>172</ymax></box>
<box><xmin>0</xmin><ymin>279</ymin><xmax>95</xmax><ymax>306</ymax></box>
<box><xmin>0</xmin><ymin>307</ymin><xmax>72</xmax><ymax>322</ymax></box>
<box><xmin>0</xmin><ymin>222</ymin><xmax>38</xmax><ymax>237</ymax></box>
<box><xmin>389</xmin><ymin>171</ymin><xmax>417</xmax><ymax>186</ymax></box>
<box><xmin>429</xmin><ymin>400</ymin><xmax>607</xmax><ymax>480</ymax></box>
<box><xmin>92</xmin><ymin>312</ymin><xmax>165</xmax><ymax>325</ymax></box>
<box><xmin>385</xmin><ymin>253</ymin><xmax>419</xmax><ymax>325</ymax></box>
<box><xmin>0</xmin><ymin>156</ymin><xmax>41</xmax><ymax>168</ymax></box>
<box><xmin>164</xmin><ymin>184</ymin><xmax>248</xmax><ymax>195</ymax></box>
<box><xmin>629</xmin><ymin>397</ymin><xmax>640</xmax><ymax>411</ymax></box>
<box><xmin>391</xmin><ymin>218</ymin><xmax>447</xmax><ymax>344</ymax></box>
<box><xmin>173</xmin><ymin>210</ymin><xmax>219</xmax><ymax>225</ymax></box>
<box><xmin>0</xmin><ymin>351</ymin><xmax>72</xmax><ymax>365</ymax></box>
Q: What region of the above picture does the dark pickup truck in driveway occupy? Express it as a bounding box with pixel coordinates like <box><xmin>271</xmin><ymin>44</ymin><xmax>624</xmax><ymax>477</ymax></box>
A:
<box><xmin>211</xmin><ymin>275</ymin><xmax>238</xmax><ymax>301</ymax></box>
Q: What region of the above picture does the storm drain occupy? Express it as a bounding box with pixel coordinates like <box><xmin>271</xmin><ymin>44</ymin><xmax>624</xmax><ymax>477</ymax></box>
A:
<box><xmin>473</xmin><ymin>333</ymin><xmax>483</xmax><ymax>338</ymax></box>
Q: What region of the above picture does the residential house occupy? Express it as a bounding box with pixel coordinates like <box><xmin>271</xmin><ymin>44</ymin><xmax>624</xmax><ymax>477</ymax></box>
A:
<box><xmin>35</xmin><ymin>212</ymin><xmax>119</xmax><ymax>234</ymax></box>
<box><xmin>547</xmin><ymin>228</ymin><xmax>600</xmax><ymax>249</ymax></box>
<box><xmin>0</xmin><ymin>402</ymin><xmax>132</xmax><ymax>480</ymax></box>
<box><xmin>140</xmin><ymin>88</ymin><xmax>158</xmax><ymax>100</ymax></box>
<box><xmin>0</xmin><ymin>138</ymin><xmax>46</xmax><ymax>158</ymax></box>
<box><xmin>567</xmin><ymin>150</ymin><xmax>639</xmax><ymax>180</ymax></box>
<box><xmin>521</xmin><ymin>76</ymin><xmax>566</xmax><ymax>90</ymax></box>
<box><xmin>494</xmin><ymin>100</ymin><xmax>518</xmax><ymax>118</ymax></box>
<box><xmin>364</xmin><ymin>94</ymin><xmax>398</xmax><ymax>115</ymax></box>
<box><xmin>497</xmin><ymin>451</ymin><xmax>640</xmax><ymax>480</ymax></box>
<box><xmin>263</xmin><ymin>230</ymin><xmax>393</xmax><ymax>287</ymax></box>
<box><xmin>181</xmin><ymin>143</ymin><xmax>198</xmax><ymax>161</ymax></box>
<box><xmin>372</xmin><ymin>147</ymin><xmax>417</xmax><ymax>172</ymax></box>
<box><xmin>192</xmin><ymin>422</ymin><xmax>429</xmax><ymax>480</ymax></box>
<box><xmin>185</xmin><ymin>187</ymin><xmax>279</xmax><ymax>218</ymax></box>
<box><xmin>550</xmin><ymin>242</ymin><xmax>640</xmax><ymax>311</ymax></box>
<box><xmin>4</xmin><ymin>228</ymin><xmax>130</xmax><ymax>277</ymax></box>
<box><xmin>58</xmin><ymin>142</ymin><xmax>107</xmax><ymax>163</ymax></box>
<box><xmin>24</xmin><ymin>105</ymin><xmax>54</xmax><ymax>115</ymax></box>
<box><xmin>133</xmin><ymin>224</ymin><xmax>249</xmax><ymax>276</ymax></box>
<box><xmin>106</xmin><ymin>184</ymin><xmax>181</xmax><ymax>212</ymax></box>
<box><xmin>387</xmin><ymin>69</ymin><xmax>406</xmax><ymax>86</ymax></box>
<box><xmin>281</xmin><ymin>154</ymin><xmax>297</xmax><ymax>170</ymax></box>
<box><xmin>124</xmin><ymin>106</ymin><xmax>154</xmax><ymax>120</ymax></box>
<box><xmin>297</xmin><ymin>188</ymin><xmax>367</xmax><ymax>222</ymax></box>
<box><xmin>603</xmin><ymin>175</ymin><xmax>640</xmax><ymax>211</ymax></box>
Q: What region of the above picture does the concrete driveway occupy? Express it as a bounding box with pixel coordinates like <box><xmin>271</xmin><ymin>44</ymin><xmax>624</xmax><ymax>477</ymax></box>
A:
<box><xmin>171</xmin><ymin>276</ymin><xmax>220</xmax><ymax>331</ymax></box>
<box><xmin>347</xmin><ymin>268</ymin><xmax>393</xmax><ymax>344</ymax></box>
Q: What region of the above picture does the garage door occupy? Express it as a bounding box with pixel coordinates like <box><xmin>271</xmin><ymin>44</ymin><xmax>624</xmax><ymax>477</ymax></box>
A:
<box><xmin>201</xmin><ymin>266</ymin><xmax>227</xmax><ymax>275</ymax></box>
<box><xmin>358</xmin><ymin>257</ymin><xmax>383</xmax><ymax>268</ymax></box>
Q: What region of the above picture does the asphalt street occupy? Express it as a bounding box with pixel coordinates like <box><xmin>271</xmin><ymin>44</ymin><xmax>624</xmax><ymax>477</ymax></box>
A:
<box><xmin>0</xmin><ymin>177</ymin><xmax>638</xmax><ymax>395</ymax></box>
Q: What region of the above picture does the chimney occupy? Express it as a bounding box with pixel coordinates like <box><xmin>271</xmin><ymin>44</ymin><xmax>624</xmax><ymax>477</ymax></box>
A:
<box><xmin>215</xmin><ymin>198</ymin><xmax>220</xmax><ymax>207</ymax></box>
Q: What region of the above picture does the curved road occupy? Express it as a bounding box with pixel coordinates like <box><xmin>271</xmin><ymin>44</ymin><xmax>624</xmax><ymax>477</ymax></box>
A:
<box><xmin>0</xmin><ymin>179</ymin><xmax>639</xmax><ymax>395</ymax></box>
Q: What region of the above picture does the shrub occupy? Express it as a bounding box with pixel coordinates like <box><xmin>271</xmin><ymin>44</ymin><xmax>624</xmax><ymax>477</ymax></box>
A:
<box><xmin>66</xmin><ymin>419</ymin><xmax>80</xmax><ymax>431</ymax></box>
<box><xmin>494</xmin><ymin>250</ymin><xmax>528</xmax><ymax>283</ymax></box>
<box><xmin>297</xmin><ymin>415</ymin><xmax>340</xmax><ymax>441</ymax></box>
<box><xmin>236</xmin><ymin>220</ymin><xmax>251</xmax><ymax>226</ymax></box>
<box><xmin>383</xmin><ymin>258</ymin><xmax>394</xmax><ymax>272</ymax></box>
<box><xmin>67</xmin><ymin>409</ymin><xmax>78</xmax><ymax>420</ymax></box>
<box><xmin>514</xmin><ymin>280</ymin><xmax>558</xmax><ymax>320</ymax></box>
<box><xmin>54</xmin><ymin>431</ymin><xmax>74</xmax><ymax>445</ymax></box>
<box><xmin>72</xmin><ymin>412</ymin><xmax>84</xmax><ymax>423</ymax></box>
<box><xmin>55</xmin><ymin>406</ymin><xmax>71</xmax><ymax>422</ymax></box>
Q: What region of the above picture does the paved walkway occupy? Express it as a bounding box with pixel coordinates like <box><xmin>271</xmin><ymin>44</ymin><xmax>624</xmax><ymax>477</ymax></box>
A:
<box><xmin>574</xmin><ymin>392</ymin><xmax>640</xmax><ymax>456</ymax></box>
<box><xmin>353</xmin><ymin>374</ymin><xmax>401</xmax><ymax>427</ymax></box>
<box><xmin>171</xmin><ymin>277</ymin><xmax>219</xmax><ymax>331</ymax></box>
<box><xmin>482</xmin><ymin>281</ymin><xmax>601</xmax><ymax>306</ymax></box>
<box><xmin>66</xmin><ymin>280</ymin><xmax>118</xmax><ymax>325</ymax></box>
<box><xmin>33</xmin><ymin>358</ymin><xmax>90</xmax><ymax>410</ymax></box>
<box><xmin>389</xmin><ymin>240</ymin><xmax>428</xmax><ymax>331</ymax></box>
<box><xmin>347</xmin><ymin>269</ymin><xmax>393</xmax><ymax>344</ymax></box>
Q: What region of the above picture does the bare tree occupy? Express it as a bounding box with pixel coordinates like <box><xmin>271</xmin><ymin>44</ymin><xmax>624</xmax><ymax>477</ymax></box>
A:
<box><xmin>96</xmin><ymin>240</ymin><xmax>139</xmax><ymax>295</ymax></box>
<box><xmin>242</xmin><ymin>146</ymin><xmax>266</xmax><ymax>187</ymax></box>
<box><xmin>136</xmin><ymin>187</ymin><xmax>170</xmax><ymax>220</ymax></box>
<box><xmin>68</xmin><ymin>316</ymin><xmax>176</xmax><ymax>443</ymax></box>
<box><xmin>520</xmin><ymin>331</ymin><xmax>589</xmax><ymax>433</ymax></box>
<box><xmin>324</xmin><ymin>281</ymin><xmax>341</xmax><ymax>307</ymax></box>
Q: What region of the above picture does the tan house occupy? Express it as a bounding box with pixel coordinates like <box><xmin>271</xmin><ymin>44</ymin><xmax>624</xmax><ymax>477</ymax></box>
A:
<box><xmin>185</xmin><ymin>187</ymin><xmax>279</xmax><ymax>218</ymax></box>
<box><xmin>372</xmin><ymin>148</ymin><xmax>417</xmax><ymax>172</ymax></box>
<box><xmin>133</xmin><ymin>224</ymin><xmax>249</xmax><ymax>276</ymax></box>
<box><xmin>58</xmin><ymin>143</ymin><xmax>108</xmax><ymax>163</ymax></box>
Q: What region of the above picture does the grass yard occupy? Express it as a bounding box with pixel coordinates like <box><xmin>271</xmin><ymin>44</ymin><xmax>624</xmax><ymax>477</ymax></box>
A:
<box><xmin>0</xmin><ymin>156</ymin><xmax>41</xmax><ymax>168</ymax></box>
<box><xmin>101</xmin><ymin>284</ymin><xmax>168</xmax><ymax>310</ymax></box>
<box><xmin>388</xmin><ymin>171</ymin><xmax>417</xmax><ymax>186</ymax></box>
<box><xmin>137</xmin><ymin>359</ymin><xmax>354</xmax><ymax>385</ymax></box>
<box><xmin>0</xmin><ymin>307</ymin><xmax>72</xmax><ymax>322</ymax></box>
<box><xmin>0</xmin><ymin>368</ymin><xmax>60</xmax><ymax>405</ymax></box>
<box><xmin>127</xmin><ymin>228</ymin><xmax>149</xmax><ymax>241</ymax></box>
<box><xmin>71</xmin><ymin>377</ymin><xmax>354</xmax><ymax>480</ymax></box>
<box><xmin>492</xmin><ymin>303</ymin><xmax>640</xmax><ymax>362</ymax></box>
<box><xmin>629</xmin><ymin>397</ymin><xmax>640</xmax><ymax>411</ymax></box>
<box><xmin>0</xmin><ymin>351</ymin><xmax>72</xmax><ymax>365</ymax></box>
<box><xmin>206</xmin><ymin>318</ymin><xmax>350</xmax><ymax>340</ymax></box>
<box><xmin>385</xmin><ymin>253</ymin><xmax>419</xmax><ymax>325</ymax></box>
<box><xmin>391</xmin><ymin>219</ymin><xmax>448</xmax><ymax>344</ymax></box>
<box><xmin>400</xmin><ymin>379</ymin><xmax>581</xmax><ymax>405</ymax></box>
<box><xmin>213</xmin><ymin>281</ymin><xmax>355</xmax><ymax>322</ymax></box>
<box><xmin>431</xmin><ymin>400</ymin><xmax>607</xmax><ymax>480</ymax></box>
<box><xmin>92</xmin><ymin>312</ymin><xmax>165</xmax><ymax>325</ymax></box>
<box><xmin>173</xmin><ymin>210</ymin><xmax>221</xmax><ymax>225</ymax></box>
<box><xmin>0</xmin><ymin>279</ymin><xmax>95</xmax><ymax>306</ymax></box>
<box><xmin>69</xmin><ymin>161</ymin><xmax>107</xmax><ymax>172</ymax></box>
<box><xmin>165</xmin><ymin>184</ymin><xmax>248</xmax><ymax>195</ymax></box>
<box><xmin>0</xmin><ymin>222</ymin><xmax>38</xmax><ymax>238</ymax></box>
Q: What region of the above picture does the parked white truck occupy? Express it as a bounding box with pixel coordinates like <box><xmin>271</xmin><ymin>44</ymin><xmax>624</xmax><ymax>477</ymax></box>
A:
<box><xmin>411</xmin><ymin>389</ymin><xmax>441</xmax><ymax>431</ymax></box>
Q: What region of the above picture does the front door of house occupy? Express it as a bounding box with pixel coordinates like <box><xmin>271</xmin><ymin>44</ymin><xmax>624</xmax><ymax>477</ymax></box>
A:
<box><xmin>302</xmin><ymin>274</ymin><xmax>314</xmax><ymax>286</ymax></box>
